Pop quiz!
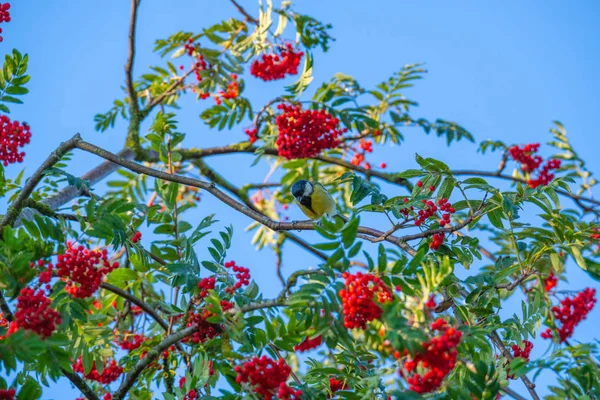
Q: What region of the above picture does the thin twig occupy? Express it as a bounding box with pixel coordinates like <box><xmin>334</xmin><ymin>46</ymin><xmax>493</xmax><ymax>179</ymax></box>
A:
<box><xmin>268</xmin><ymin>343</ymin><xmax>302</xmax><ymax>385</ymax></box>
<box><xmin>501</xmin><ymin>386</ymin><xmax>527</xmax><ymax>400</ymax></box>
<box><xmin>230</xmin><ymin>0</ymin><xmax>258</xmax><ymax>24</ymax></box>
<box><xmin>192</xmin><ymin>158</ymin><xmax>330</xmax><ymax>262</ymax></box>
<box><xmin>0</xmin><ymin>291</ymin><xmax>13</xmax><ymax>322</ymax></box>
<box><xmin>489</xmin><ymin>331</ymin><xmax>540</xmax><ymax>400</ymax></box>
<box><xmin>452</xmin><ymin>169</ymin><xmax>600</xmax><ymax>207</ymax></box>
<box><xmin>59</xmin><ymin>365</ymin><xmax>100</xmax><ymax>400</ymax></box>
<box><xmin>112</xmin><ymin>325</ymin><xmax>197</xmax><ymax>400</ymax></box>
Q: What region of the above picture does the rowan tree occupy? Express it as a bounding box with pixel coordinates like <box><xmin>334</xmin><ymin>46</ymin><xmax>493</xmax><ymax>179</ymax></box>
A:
<box><xmin>1</xmin><ymin>1</ymin><xmax>599</xmax><ymax>399</ymax></box>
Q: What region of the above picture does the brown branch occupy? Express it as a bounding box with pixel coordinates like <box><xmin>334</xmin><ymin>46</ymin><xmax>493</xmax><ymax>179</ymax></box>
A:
<box><xmin>0</xmin><ymin>134</ymin><xmax>81</xmax><ymax>236</ymax></box>
<box><xmin>395</xmin><ymin>208</ymin><xmax>484</xmax><ymax>243</ymax></box>
<box><xmin>16</xmin><ymin>148</ymin><xmax>135</xmax><ymax>227</ymax></box>
<box><xmin>501</xmin><ymin>386</ymin><xmax>527</xmax><ymax>400</ymax></box>
<box><xmin>452</xmin><ymin>170</ymin><xmax>600</xmax><ymax>207</ymax></box>
<box><xmin>230</xmin><ymin>0</ymin><xmax>258</xmax><ymax>24</ymax></box>
<box><xmin>100</xmin><ymin>282</ymin><xmax>191</xmax><ymax>367</ymax></box>
<box><xmin>76</xmin><ymin>139</ymin><xmax>414</xmax><ymax>252</ymax></box>
<box><xmin>59</xmin><ymin>365</ymin><xmax>100</xmax><ymax>400</ymax></box>
<box><xmin>176</xmin><ymin>145</ymin><xmax>410</xmax><ymax>189</ymax></box>
<box><xmin>142</xmin><ymin>68</ymin><xmax>195</xmax><ymax>116</ymax></box>
<box><xmin>495</xmin><ymin>272</ymin><xmax>537</xmax><ymax>292</ymax></box>
<box><xmin>191</xmin><ymin>158</ymin><xmax>330</xmax><ymax>262</ymax></box>
<box><xmin>125</xmin><ymin>0</ymin><xmax>140</xmax><ymax>113</ymax></box>
<box><xmin>489</xmin><ymin>331</ymin><xmax>540</xmax><ymax>400</ymax></box>
<box><xmin>0</xmin><ymin>291</ymin><xmax>13</xmax><ymax>322</ymax></box>
<box><xmin>100</xmin><ymin>282</ymin><xmax>169</xmax><ymax>331</ymax></box>
<box><xmin>112</xmin><ymin>325</ymin><xmax>197</xmax><ymax>400</ymax></box>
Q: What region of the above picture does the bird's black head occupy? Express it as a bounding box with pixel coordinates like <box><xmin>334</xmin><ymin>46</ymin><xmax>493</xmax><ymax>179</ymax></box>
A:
<box><xmin>291</xmin><ymin>180</ymin><xmax>312</xmax><ymax>200</ymax></box>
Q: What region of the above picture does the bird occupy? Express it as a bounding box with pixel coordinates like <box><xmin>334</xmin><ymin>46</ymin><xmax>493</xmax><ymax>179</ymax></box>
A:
<box><xmin>290</xmin><ymin>179</ymin><xmax>347</xmax><ymax>221</ymax></box>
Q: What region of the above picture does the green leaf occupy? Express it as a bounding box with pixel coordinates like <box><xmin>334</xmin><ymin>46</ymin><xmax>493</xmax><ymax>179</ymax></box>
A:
<box><xmin>107</xmin><ymin>268</ymin><xmax>139</xmax><ymax>283</ymax></box>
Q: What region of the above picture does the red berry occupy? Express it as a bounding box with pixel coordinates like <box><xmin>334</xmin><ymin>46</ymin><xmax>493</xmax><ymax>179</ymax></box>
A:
<box><xmin>380</xmin><ymin>162</ymin><xmax>387</xmax><ymax>169</ymax></box>
<box><xmin>417</xmin><ymin>181</ymin><xmax>423</xmax><ymax>188</ymax></box>
<box><xmin>429</xmin><ymin>186</ymin><xmax>435</xmax><ymax>191</ymax></box>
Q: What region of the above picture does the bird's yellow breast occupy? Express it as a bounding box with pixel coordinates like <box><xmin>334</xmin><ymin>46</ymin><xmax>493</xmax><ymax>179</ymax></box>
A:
<box><xmin>295</xmin><ymin>182</ymin><xmax>336</xmax><ymax>220</ymax></box>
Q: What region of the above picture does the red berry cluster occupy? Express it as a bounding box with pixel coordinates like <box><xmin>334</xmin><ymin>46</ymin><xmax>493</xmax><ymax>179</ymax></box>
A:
<box><xmin>506</xmin><ymin>340</ymin><xmax>533</xmax><ymax>379</ymax></box>
<box><xmin>509</xmin><ymin>143</ymin><xmax>542</xmax><ymax>172</ymax></box>
<box><xmin>541</xmin><ymin>288</ymin><xmax>596</xmax><ymax>342</ymax></box>
<box><xmin>14</xmin><ymin>287</ymin><xmax>62</xmax><ymax>338</ymax></box>
<box><xmin>54</xmin><ymin>242</ymin><xmax>119</xmax><ymax>298</ymax></box>
<box><xmin>250</xmin><ymin>43</ymin><xmax>303</xmax><ymax>81</ymax></box>
<box><xmin>0</xmin><ymin>389</ymin><xmax>15</xmax><ymax>400</ymax></box>
<box><xmin>185</xmin><ymin>309</ymin><xmax>222</xmax><ymax>344</ymax></box>
<box><xmin>508</xmin><ymin>143</ymin><xmax>561</xmax><ymax>188</ymax></box>
<box><xmin>544</xmin><ymin>273</ymin><xmax>557</xmax><ymax>292</ymax></box>
<box><xmin>244</xmin><ymin>127</ymin><xmax>258</xmax><ymax>143</ymax></box>
<box><xmin>29</xmin><ymin>259</ymin><xmax>53</xmax><ymax>286</ymax></box>
<box><xmin>425</xmin><ymin>295</ymin><xmax>436</xmax><ymax>308</ymax></box>
<box><xmin>116</xmin><ymin>333</ymin><xmax>146</xmax><ymax>351</ymax></box>
<box><xmin>131</xmin><ymin>231</ymin><xmax>142</xmax><ymax>243</ymax></box>
<box><xmin>350</xmin><ymin>140</ymin><xmax>374</xmax><ymax>170</ymax></box>
<box><xmin>275</xmin><ymin>104</ymin><xmax>347</xmax><ymax>160</ymax></box>
<box><xmin>527</xmin><ymin>159</ymin><xmax>561</xmax><ymax>189</ymax></box>
<box><xmin>429</xmin><ymin>233</ymin><xmax>445</xmax><ymax>251</ymax></box>
<box><xmin>402</xmin><ymin>318</ymin><xmax>462</xmax><ymax>394</ymax></box>
<box><xmin>415</xmin><ymin>197</ymin><xmax>455</xmax><ymax>227</ymax></box>
<box><xmin>0</xmin><ymin>115</ymin><xmax>31</xmax><ymax>166</ymax></box>
<box><xmin>0</xmin><ymin>2</ymin><xmax>10</xmax><ymax>42</ymax></box>
<box><xmin>72</xmin><ymin>358</ymin><xmax>123</xmax><ymax>384</ymax></box>
<box><xmin>329</xmin><ymin>377</ymin><xmax>347</xmax><ymax>394</ymax></box>
<box><xmin>184</xmin><ymin>39</ymin><xmax>208</xmax><ymax>82</ymax></box>
<box><xmin>339</xmin><ymin>272</ymin><xmax>393</xmax><ymax>329</ymax></box>
<box><xmin>214</xmin><ymin>74</ymin><xmax>239</xmax><ymax>106</ymax></box>
<box><xmin>198</xmin><ymin>276</ymin><xmax>216</xmax><ymax>298</ymax></box>
<box><xmin>185</xmin><ymin>300</ymin><xmax>233</xmax><ymax>344</ymax></box>
<box><xmin>294</xmin><ymin>335</ymin><xmax>322</xmax><ymax>352</ymax></box>
<box><xmin>179</xmin><ymin>377</ymin><xmax>199</xmax><ymax>399</ymax></box>
<box><xmin>511</xmin><ymin>340</ymin><xmax>533</xmax><ymax>361</ymax></box>
<box><xmin>234</xmin><ymin>356</ymin><xmax>302</xmax><ymax>400</ymax></box>
<box><xmin>224</xmin><ymin>260</ymin><xmax>250</xmax><ymax>294</ymax></box>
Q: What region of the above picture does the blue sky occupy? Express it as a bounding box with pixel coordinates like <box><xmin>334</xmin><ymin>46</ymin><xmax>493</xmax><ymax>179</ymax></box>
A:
<box><xmin>4</xmin><ymin>0</ymin><xmax>600</xmax><ymax>398</ymax></box>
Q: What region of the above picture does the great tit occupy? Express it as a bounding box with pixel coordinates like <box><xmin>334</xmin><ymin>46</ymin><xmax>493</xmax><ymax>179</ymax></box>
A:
<box><xmin>291</xmin><ymin>180</ymin><xmax>346</xmax><ymax>221</ymax></box>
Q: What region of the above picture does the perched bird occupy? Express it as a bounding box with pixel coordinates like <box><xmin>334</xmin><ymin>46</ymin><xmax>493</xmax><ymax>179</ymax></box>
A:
<box><xmin>291</xmin><ymin>180</ymin><xmax>346</xmax><ymax>221</ymax></box>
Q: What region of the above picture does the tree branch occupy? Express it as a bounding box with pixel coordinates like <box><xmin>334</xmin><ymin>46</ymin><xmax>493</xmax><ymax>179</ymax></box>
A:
<box><xmin>191</xmin><ymin>158</ymin><xmax>329</xmax><ymax>262</ymax></box>
<box><xmin>0</xmin><ymin>291</ymin><xmax>13</xmax><ymax>322</ymax></box>
<box><xmin>112</xmin><ymin>325</ymin><xmax>196</xmax><ymax>400</ymax></box>
<box><xmin>60</xmin><ymin>366</ymin><xmax>100</xmax><ymax>400</ymax></box>
<box><xmin>75</xmin><ymin>140</ymin><xmax>419</xmax><ymax>256</ymax></box>
<box><xmin>175</xmin><ymin>144</ymin><xmax>411</xmax><ymax>189</ymax></box>
<box><xmin>452</xmin><ymin>169</ymin><xmax>600</xmax><ymax>207</ymax></box>
<box><xmin>125</xmin><ymin>0</ymin><xmax>143</xmax><ymax>155</ymax></box>
<box><xmin>230</xmin><ymin>0</ymin><xmax>258</xmax><ymax>24</ymax></box>
<box><xmin>489</xmin><ymin>331</ymin><xmax>540</xmax><ymax>400</ymax></box>
<box><xmin>142</xmin><ymin>68</ymin><xmax>195</xmax><ymax>117</ymax></box>
<box><xmin>100</xmin><ymin>282</ymin><xmax>169</xmax><ymax>331</ymax></box>
<box><xmin>0</xmin><ymin>134</ymin><xmax>81</xmax><ymax>236</ymax></box>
